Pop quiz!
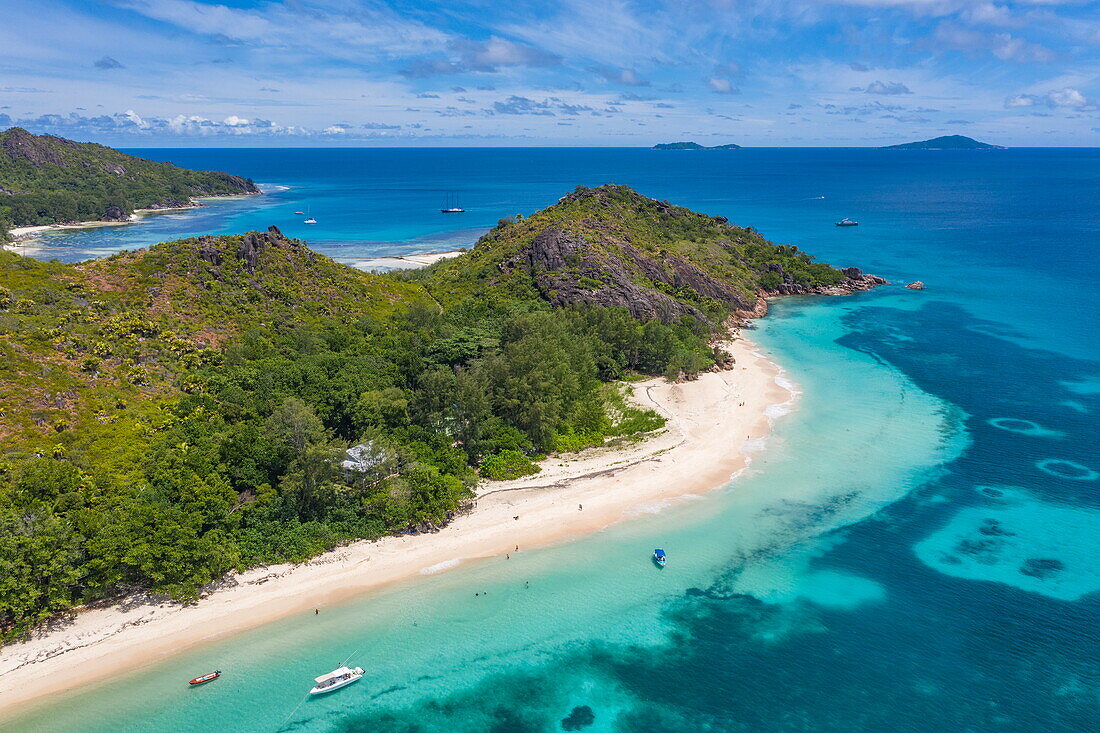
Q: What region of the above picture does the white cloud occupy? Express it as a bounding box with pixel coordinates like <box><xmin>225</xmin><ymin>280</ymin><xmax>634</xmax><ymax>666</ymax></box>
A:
<box><xmin>400</xmin><ymin>36</ymin><xmax>560</xmax><ymax>77</ymax></box>
<box><xmin>1005</xmin><ymin>87</ymin><xmax>1095</xmax><ymax>110</ymax></box>
<box><xmin>123</xmin><ymin>109</ymin><xmax>147</xmax><ymax>128</ymax></box>
<box><xmin>708</xmin><ymin>77</ymin><xmax>739</xmax><ymax>94</ymax></box>
<box><xmin>116</xmin><ymin>0</ymin><xmax>448</xmax><ymax>62</ymax></box>
<box><xmin>931</xmin><ymin>22</ymin><xmax>1054</xmax><ymax>63</ymax></box>
<box><xmin>1046</xmin><ymin>87</ymin><xmax>1090</xmax><ymax>108</ymax></box>
<box><xmin>498</xmin><ymin>0</ymin><xmax>673</xmax><ymax>67</ymax></box>
<box><xmin>591</xmin><ymin>65</ymin><xmax>650</xmax><ymax>87</ymax></box>
<box><xmin>864</xmin><ymin>80</ymin><xmax>913</xmax><ymax>95</ymax></box>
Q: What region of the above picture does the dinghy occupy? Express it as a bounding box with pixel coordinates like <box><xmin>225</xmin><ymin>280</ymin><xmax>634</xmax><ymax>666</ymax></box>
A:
<box><xmin>188</xmin><ymin>670</ymin><xmax>221</xmax><ymax>686</ymax></box>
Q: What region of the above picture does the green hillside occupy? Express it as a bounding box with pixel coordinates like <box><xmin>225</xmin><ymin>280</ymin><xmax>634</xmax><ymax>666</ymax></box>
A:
<box><xmin>419</xmin><ymin>184</ymin><xmax>854</xmax><ymax>323</ymax></box>
<box><xmin>0</xmin><ymin>186</ymin><xmax>877</xmax><ymax>640</ymax></box>
<box><xmin>0</xmin><ymin>127</ymin><xmax>259</xmax><ymax>240</ymax></box>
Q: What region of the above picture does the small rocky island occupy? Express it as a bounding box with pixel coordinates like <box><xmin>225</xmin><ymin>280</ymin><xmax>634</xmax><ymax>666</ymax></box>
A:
<box><xmin>652</xmin><ymin>141</ymin><xmax>741</xmax><ymax>150</ymax></box>
<box><xmin>883</xmin><ymin>135</ymin><xmax>1004</xmax><ymax>150</ymax></box>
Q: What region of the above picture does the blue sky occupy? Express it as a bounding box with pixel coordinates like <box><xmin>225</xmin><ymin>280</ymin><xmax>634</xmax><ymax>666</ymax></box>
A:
<box><xmin>1</xmin><ymin>0</ymin><xmax>1098</xmax><ymax>146</ymax></box>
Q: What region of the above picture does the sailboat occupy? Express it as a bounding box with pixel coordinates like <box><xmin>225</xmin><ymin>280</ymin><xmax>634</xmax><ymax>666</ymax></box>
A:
<box><xmin>303</xmin><ymin>207</ymin><xmax>317</xmax><ymax>224</ymax></box>
<box><xmin>440</xmin><ymin>193</ymin><xmax>465</xmax><ymax>214</ymax></box>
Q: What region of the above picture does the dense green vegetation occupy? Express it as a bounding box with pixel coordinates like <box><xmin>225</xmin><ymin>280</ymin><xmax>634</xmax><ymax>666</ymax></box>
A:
<box><xmin>0</xmin><ymin>184</ymin><xmax>854</xmax><ymax>640</ymax></box>
<box><xmin>0</xmin><ymin>127</ymin><xmax>258</xmax><ymax>241</ymax></box>
<box><xmin>418</xmin><ymin>184</ymin><xmax>847</xmax><ymax>321</ymax></box>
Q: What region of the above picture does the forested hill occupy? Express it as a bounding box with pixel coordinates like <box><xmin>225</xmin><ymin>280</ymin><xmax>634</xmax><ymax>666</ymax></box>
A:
<box><xmin>652</xmin><ymin>141</ymin><xmax>741</xmax><ymax>150</ymax></box>
<box><xmin>419</xmin><ymin>184</ymin><xmax>880</xmax><ymax>324</ymax></box>
<box><xmin>882</xmin><ymin>135</ymin><xmax>1004</xmax><ymax>150</ymax></box>
<box><xmin>0</xmin><ymin>127</ymin><xmax>259</xmax><ymax>240</ymax></box>
<box><xmin>0</xmin><ymin>186</ymin><xmax>878</xmax><ymax>640</ymax></box>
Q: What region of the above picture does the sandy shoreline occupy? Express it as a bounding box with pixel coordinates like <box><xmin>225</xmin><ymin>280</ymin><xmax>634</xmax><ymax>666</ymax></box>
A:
<box><xmin>3</xmin><ymin>193</ymin><xmax>262</xmax><ymax>248</ymax></box>
<box><xmin>349</xmin><ymin>249</ymin><xmax>466</xmax><ymax>270</ymax></box>
<box><xmin>0</xmin><ymin>336</ymin><xmax>793</xmax><ymax>717</ymax></box>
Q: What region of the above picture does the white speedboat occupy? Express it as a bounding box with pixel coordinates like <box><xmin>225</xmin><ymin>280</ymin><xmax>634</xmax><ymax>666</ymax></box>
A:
<box><xmin>309</xmin><ymin>666</ymin><xmax>364</xmax><ymax>695</ymax></box>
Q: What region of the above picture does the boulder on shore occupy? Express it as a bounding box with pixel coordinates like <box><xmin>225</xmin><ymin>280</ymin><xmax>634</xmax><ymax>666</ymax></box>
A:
<box><xmin>101</xmin><ymin>205</ymin><xmax>128</xmax><ymax>222</ymax></box>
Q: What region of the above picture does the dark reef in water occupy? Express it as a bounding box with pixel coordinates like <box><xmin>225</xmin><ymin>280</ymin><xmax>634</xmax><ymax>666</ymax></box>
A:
<box><xmin>561</xmin><ymin>705</ymin><xmax>596</xmax><ymax>730</ymax></box>
<box><xmin>1020</xmin><ymin>558</ymin><xmax>1064</xmax><ymax>579</ymax></box>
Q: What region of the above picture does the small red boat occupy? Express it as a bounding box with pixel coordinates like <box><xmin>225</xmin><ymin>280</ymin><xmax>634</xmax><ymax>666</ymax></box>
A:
<box><xmin>188</xmin><ymin>670</ymin><xmax>221</xmax><ymax>686</ymax></box>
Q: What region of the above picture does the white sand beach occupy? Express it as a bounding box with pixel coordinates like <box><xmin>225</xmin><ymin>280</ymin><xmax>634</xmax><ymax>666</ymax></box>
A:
<box><xmin>349</xmin><ymin>250</ymin><xmax>465</xmax><ymax>270</ymax></box>
<box><xmin>3</xmin><ymin>193</ymin><xmax>262</xmax><ymax>249</ymax></box>
<box><xmin>0</xmin><ymin>336</ymin><xmax>793</xmax><ymax>714</ymax></box>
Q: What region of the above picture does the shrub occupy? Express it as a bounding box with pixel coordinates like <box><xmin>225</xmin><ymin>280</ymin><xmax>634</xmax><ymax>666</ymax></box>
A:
<box><xmin>479</xmin><ymin>450</ymin><xmax>541</xmax><ymax>480</ymax></box>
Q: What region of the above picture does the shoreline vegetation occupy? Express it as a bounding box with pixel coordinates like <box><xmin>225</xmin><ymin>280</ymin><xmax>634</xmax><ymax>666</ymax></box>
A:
<box><xmin>0</xmin><ymin>335</ymin><xmax>789</xmax><ymax>716</ymax></box>
<box><xmin>0</xmin><ymin>177</ymin><xmax>886</xmax><ymax>713</ymax></box>
<box><xmin>2</xmin><ymin>193</ymin><xmax>261</xmax><ymax>248</ymax></box>
<box><xmin>0</xmin><ymin>127</ymin><xmax>261</xmax><ymax>244</ymax></box>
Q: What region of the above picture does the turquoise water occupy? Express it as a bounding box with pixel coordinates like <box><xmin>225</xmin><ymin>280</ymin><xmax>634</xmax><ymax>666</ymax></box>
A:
<box><xmin>7</xmin><ymin>148</ymin><xmax>1100</xmax><ymax>731</ymax></box>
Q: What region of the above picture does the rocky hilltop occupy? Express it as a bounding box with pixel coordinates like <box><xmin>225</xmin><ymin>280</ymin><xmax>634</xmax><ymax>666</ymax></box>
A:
<box><xmin>0</xmin><ymin>127</ymin><xmax>260</xmax><ymax>240</ymax></box>
<box><xmin>425</xmin><ymin>184</ymin><xmax>882</xmax><ymax>325</ymax></box>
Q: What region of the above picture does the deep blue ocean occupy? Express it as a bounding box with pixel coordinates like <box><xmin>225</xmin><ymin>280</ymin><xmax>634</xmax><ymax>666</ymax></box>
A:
<box><xmin>7</xmin><ymin>148</ymin><xmax>1099</xmax><ymax>732</ymax></box>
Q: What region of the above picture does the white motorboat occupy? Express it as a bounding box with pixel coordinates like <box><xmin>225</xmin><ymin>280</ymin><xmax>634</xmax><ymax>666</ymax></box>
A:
<box><xmin>309</xmin><ymin>666</ymin><xmax>364</xmax><ymax>695</ymax></box>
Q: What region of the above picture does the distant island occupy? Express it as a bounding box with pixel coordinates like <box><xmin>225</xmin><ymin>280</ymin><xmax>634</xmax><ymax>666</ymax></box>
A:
<box><xmin>883</xmin><ymin>135</ymin><xmax>1004</xmax><ymax>150</ymax></box>
<box><xmin>652</xmin><ymin>141</ymin><xmax>742</xmax><ymax>150</ymax></box>
<box><xmin>0</xmin><ymin>127</ymin><xmax>260</xmax><ymax>241</ymax></box>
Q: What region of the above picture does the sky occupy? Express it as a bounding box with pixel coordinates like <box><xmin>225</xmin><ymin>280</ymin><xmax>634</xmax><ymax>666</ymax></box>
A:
<box><xmin>0</xmin><ymin>0</ymin><xmax>1098</xmax><ymax>146</ymax></box>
